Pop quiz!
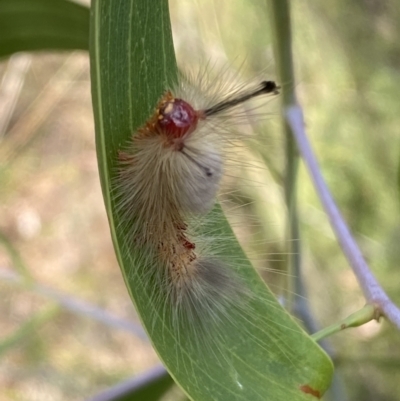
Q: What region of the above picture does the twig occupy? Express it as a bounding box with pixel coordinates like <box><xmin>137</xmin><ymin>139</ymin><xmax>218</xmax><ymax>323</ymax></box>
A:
<box><xmin>0</xmin><ymin>53</ymin><xmax>31</xmax><ymax>139</ymax></box>
<box><xmin>0</xmin><ymin>267</ymin><xmax>148</xmax><ymax>340</ymax></box>
<box><xmin>0</xmin><ymin>52</ymin><xmax>87</xmax><ymax>164</ymax></box>
<box><xmin>285</xmin><ymin>104</ymin><xmax>400</xmax><ymax>329</ymax></box>
<box><xmin>269</xmin><ymin>0</ymin><xmax>300</xmax><ymax>314</ymax></box>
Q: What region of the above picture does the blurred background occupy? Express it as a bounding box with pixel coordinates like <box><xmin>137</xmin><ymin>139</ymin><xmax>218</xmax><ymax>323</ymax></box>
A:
<box><xmin>0</xmin><ymin>0</ymin><xmax>400</xmax><ymax>400</ymax></box>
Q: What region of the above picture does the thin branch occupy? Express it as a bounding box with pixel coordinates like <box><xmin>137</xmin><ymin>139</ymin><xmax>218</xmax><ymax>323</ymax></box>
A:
<box><xmin>285</xmin><ymin>104</ymin><xmax>400</xmax><ymax>329</ymax></box>
<box><xmin>0</xmin><ymin>267</ymin><xmax>148</xmax><ymax>340</ymax></box>
<box><xmin>0</xmin><ymin>53</ymin><xmax>31</xmax><ymax>139</ymax></box>
<box><xmin>269</xmin><ymin>0</ymin><xmax>301</xmax><ymax>314</ymax></box>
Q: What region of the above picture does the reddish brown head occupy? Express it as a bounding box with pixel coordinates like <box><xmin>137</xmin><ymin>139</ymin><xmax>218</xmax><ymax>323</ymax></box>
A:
<box><xmin>156</xmin><ymin>96</ymin><xmax>199</xmax><ymax>140</ymax></box>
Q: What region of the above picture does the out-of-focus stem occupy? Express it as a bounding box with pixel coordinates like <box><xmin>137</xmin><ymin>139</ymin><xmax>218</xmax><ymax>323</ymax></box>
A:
<box><xmin>268</xmin><ymin>0</ymin><xmax>300</xmax><ymax>313</ymax></box>
<box><xmin>286</xmin><ymin>105</ymin><xmax>400</xmax><ymax>329</ymax></box>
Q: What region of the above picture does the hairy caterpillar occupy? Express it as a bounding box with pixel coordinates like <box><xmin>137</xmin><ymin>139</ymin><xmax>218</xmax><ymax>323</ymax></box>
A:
<box><xmin>115</xmin><ymin>71</ymin><xmax>279</xmax><ymax>340</ymax></box>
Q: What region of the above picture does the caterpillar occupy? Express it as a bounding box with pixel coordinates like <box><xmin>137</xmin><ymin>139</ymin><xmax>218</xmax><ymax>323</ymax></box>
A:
<box><xmin>115</xmin><ymin>70</ymin><xmax>279</xmax><ymax>341</ymax></box>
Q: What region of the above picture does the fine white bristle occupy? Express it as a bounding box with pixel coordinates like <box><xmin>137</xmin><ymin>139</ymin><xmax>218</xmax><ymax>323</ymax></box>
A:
<box><xmin>114</xmin><ymin>68</ymin><xmax>279</xmax><ymax>344</ymax></box>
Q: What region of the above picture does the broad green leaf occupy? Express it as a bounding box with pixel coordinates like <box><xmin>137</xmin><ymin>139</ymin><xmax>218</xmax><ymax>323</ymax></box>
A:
<box><xmin>90</xmin><ymin>366</ymin><xmax>175</xmax><ymax>401</ymax></box>
<box><xmin>119</xmin><ymin>371</ymin><xmax>174</xmax><ymax>401</ymax></box>
<box><xmin>89</xmin><ymin>1</ymin><xmax>334</xmax><ymax>400</ymax></box>
<box><xmin>0</xmin><ymin>0</ymin><xmax>89</xmax><ymax>58</ymax></box>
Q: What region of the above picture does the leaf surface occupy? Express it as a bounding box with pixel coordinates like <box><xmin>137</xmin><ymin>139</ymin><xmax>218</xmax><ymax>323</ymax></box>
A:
<box><xmin>89</xmin><ymin>1</ymin><xmax>334</xmax><ymax>400</ymax></box>
<box><xmin>0</xmin><ymin>0</ymin><xmax>89</xmax><ymax>58</ymax></box>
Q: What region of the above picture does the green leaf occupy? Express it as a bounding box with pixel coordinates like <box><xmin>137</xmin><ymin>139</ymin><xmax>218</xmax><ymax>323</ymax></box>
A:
<box><xmin>90</xmin><ymin>366</ymin><xmax>175</xmax><ymax>401</ymax></box>
<box><xmin>118</xmin><ymin>370</ymin><xmax>173</xmax><ymax>401</ymax></box>
<box><xmin>0</xmin><ymin>0</ymin><xmax>89</xmax><ymax>58</ymax></box>
<box><xmin>89</xmin><ymin>1</ymin><xmax>334</xmax><ymax>400</ymax></box>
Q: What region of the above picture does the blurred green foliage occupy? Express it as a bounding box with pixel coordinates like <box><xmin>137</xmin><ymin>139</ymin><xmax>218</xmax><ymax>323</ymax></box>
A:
<box><xmin>0</xmin><ymin>0</ymin><xmax>89</xmax><ymax>58</ymax></box>
<box><xmin>170</xmin><ymin>0</ymin><xmax>400</xmax><ymax>400</ymax></box>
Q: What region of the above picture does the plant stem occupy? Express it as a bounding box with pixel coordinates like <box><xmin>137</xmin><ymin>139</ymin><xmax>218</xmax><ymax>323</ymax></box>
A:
<box><xmin>268</xmin><ymin>0</ymin><xmax>300</xmax><ymax>313</ymax></box>
<box><xmin>286</xmin><ymin>105</ymin><xmax>400</xmax><ymax>329</ymax></box>
<box><xmin>311</xmin><ymin>304</ymin><xmax>378</xmax><ymax>342</ymax></box>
